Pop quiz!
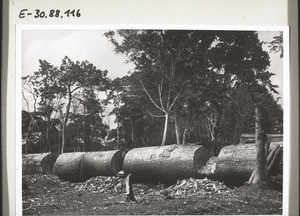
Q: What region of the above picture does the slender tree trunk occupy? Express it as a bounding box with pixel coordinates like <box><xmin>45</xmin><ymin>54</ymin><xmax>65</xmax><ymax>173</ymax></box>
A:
<box><xmin>174</xmin><ymin>111</ymin><xmax>182</xmax><ymax>144</ymax></box>
<box><xmin>130</xmin><ymin>116</ymin><xmax>135</xmax><ymax>147</ymax></box>
<box><xmin>161</xmin><ymin>113</ymin><xmax>169</xmax><ymax>146</ymax></box>
<box><xmin>116</xmin><ymin>112</ymin><xmax>120</xmax><ymax>149</ymax></box>
<box><xmin>253</xmin><ymin>104</ymin><xmax>268</xmax><ymax>183</ymax></box>
<box><xmin>25</xmin><ymin>119</ymin><xmax>33</xmax><ymax>155</ymax></box>
<box><xmin>61</xmin><ymin>91</ymin><xmax>72</xmax><ymax>153</ymax></box>
<box><xmin>182</xmin><ymin>108</ymin><xmax>193</xmax><ymax>145</ymax></box>
<box><xmin>46</xmin><ymin>118</ymin><xmax>50</xmax><ymax>152</ymax></box>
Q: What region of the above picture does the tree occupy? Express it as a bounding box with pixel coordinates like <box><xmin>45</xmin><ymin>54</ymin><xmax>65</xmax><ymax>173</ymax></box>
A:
<box><xmin>269</xmin><ymin>32</ymin><xmax>283</xmax><ymax>58</ymax></box>
<box><xmin>106</xmin><ymin>30</ymin><xmax>276</xmax><ymax>149</ymax></box>
<box><xmin>105</xmin><ymin>30</ymin><xmax>217</xmax><ymax>145</ymax></box>
<box><xmin>23</xmin><ymin>56</ymin><xmax>110</xmax><ymax>153</ymax></box>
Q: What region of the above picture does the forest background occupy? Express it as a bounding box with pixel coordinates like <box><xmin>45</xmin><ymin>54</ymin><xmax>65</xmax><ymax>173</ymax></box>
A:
<box><xmin>21</xmin><ymin>29</ymin><xmax>284</xmax><ymax>155</ymax></box>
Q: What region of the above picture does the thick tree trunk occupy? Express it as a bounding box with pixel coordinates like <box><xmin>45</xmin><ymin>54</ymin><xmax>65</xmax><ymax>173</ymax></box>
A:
<box><xmin>199</xmin><ymin>157</ymin><xmax>256</xmax><ymax>186</ymax></box>
<box><xmin>23</xmin><ymin>153</ymin><xmax>59</xmax><ymax>175</ymax></box>
<box><xmin>53</xmin><ymin>150</ymin><xmax>123</xmax><ymax>182</ymax></box>
<box><xmin>202</xmin><ymin>143</ymin><xmax>283</xmax><ymax>186</ymax></box>
<box><xmin>218</xmin><ymin>143</ymin><xmax>282</xmax><ymax>160</ymax></box>
<box><xmin>123</xmin><ymin>144</ymin><xmax>213</xmax><ymax>183</ymax></box>
<box><xmin>161</xmin><ymin>113</ymin><xmax>169</xmax><ymax>146</ymax></box>
<box><xmin>82</xmin><ymin>150</ymin><xmax>123</xmax><ymax>179</ymax></box>
<box><xmin>253</xmin><ymin>105</ymin><xmax>268</xmax><ymax>183</ymax></box>
<box><xmin>53</xmin><ymin>152</ymin><xmax>85</xmax><ymax>182</ymax></box>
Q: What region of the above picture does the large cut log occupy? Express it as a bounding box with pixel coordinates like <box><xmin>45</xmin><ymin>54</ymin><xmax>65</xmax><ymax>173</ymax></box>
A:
<box><xmin>82</xmin><ymin>150</ymin><xmax>123</xmax><ymax>179</ymax></box>
<box><xmin>123</xmin><ymin>144</ymin><xmax>213</xmax><ymax>183</ymax></box>
<box><xmin>53</xmin><ymin>151</ymin><xmax>124</xmax><ymax>182</ymax></box>
<box><xmin>218</xmin><ymin>143</ymin><xmax>282</xmax><ymax>160</ymax></box>
<box><xmin>23</xmin><ymin>153</ymin><xmax>59</xmax><ymax>175</ymax></box>
<box><xmin>52</xmin><ymin>152</ymin><xmax>86</xmax><ymax>182</ymax></box>
<box><xmin>240</xmin><ymin>134</ymin><xmax>283</xmax><ymax>144</ymax></box>
<box><xmin>199</xmin><ymin>157</ymin><xmax>256</xmax><ymax>186</ymax></box>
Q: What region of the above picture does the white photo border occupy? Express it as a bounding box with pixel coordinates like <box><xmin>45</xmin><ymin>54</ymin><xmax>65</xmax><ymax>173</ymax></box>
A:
<box><xmin>16</xmin><ymin>24</ymin><xmax>290</xmax><ymax>216</ymax></box>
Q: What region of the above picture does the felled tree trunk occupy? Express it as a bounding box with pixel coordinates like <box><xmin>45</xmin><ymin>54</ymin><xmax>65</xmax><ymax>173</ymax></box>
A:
<box><xmin>52</xmin><ymin>152</ymin><xmax>86</xmax><ymax>182</ymax></box>
<box><xmin>123</xmin><ymin>144</ymin><xmax>213</xmax><ymax>183</ymax></box>
<box><xmin>218</xmin><ymin>143</ymin><xmax>282</xmax><ymax>160</ymax></box>
<box><xmin>82</xmin><ymin>150</ymin><xmax>123</xmax><ymax>179</ymax></box>
<box><xmin>200</xmin><ymin>143</ymin><xmax>283</xmax><ymax>186</ymax></box>
<box><xmin>52</xmin><ymin>150</ymin><xmax>123</xmax><ymax>182</ymax></box>
<box><xmin>199</xmin><ymin>157</ymin><xmax>256</xmax><ymax>186</ymax></box>
<box><xmin>23</xmin><ymin>153</ymin><xmax>59</xmax><ymax>175</ymax></box>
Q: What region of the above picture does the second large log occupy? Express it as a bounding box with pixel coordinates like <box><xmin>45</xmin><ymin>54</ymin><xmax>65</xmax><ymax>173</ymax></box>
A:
<box><xmin>123</xmin><ymin>144</ymin><xmax>213</xmax><ymax>183</ymax></box>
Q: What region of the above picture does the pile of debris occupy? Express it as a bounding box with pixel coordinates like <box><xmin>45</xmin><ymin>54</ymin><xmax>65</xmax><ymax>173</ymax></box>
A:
<box><xmin>164</xmin><ymin>178</ymin><xmax>231</xmax><ymax>198</ymax></box>
<box><xmin>72</xmin><ymin>176</ymin><xmax>125</xmax><ymax>193</ymax></box>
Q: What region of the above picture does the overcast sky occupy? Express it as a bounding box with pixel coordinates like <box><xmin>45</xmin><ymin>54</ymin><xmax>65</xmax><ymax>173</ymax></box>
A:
<box><xmin>22</xmin><ymin>29</ymin><xmax>283</xmax><ymax>128</ymax></box>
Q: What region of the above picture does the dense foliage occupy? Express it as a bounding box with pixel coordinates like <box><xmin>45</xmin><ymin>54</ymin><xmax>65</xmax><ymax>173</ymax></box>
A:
<box><xmin>22</xmin><ymin>30</ymin><xmax>283</xmax><ymax>154</ymax></box>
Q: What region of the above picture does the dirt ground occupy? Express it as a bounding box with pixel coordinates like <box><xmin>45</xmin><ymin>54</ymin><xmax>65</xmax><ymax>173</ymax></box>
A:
<box><xmin>23</xmin><ymin>174</ymin><xmax>282</xmax><ymax>215</ymax></box>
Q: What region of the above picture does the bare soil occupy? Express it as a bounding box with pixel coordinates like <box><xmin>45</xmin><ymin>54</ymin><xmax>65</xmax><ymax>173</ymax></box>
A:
<box><xmin>23</xmin><ymin>174</ymin><xmax>282</xmax><ymax>215</ymax></box>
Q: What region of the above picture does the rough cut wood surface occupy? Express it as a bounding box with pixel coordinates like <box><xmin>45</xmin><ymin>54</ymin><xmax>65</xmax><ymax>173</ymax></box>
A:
<box><xmin>199</xmin><ymin>156</ymin><xmax>256</xmax><ymax>185</ymax></box>
<box><xmin>123</xmin><ymin>144</ymin><xmax>213</xmax><ymax>182</ymax></box>
<box><xmin>82</xmin><ymin>150</ymin><xmax>123</xmax><ymax>179</ymax></box>
<box><xmin>52</xmin><ymin>151</ymin><xmax>124</xmax><ymax>182</ymax></box>
<box><xmin>52</xmin><ymin>152</ymin><xmax>86</xmax><ymax>182</ymax></box>
<box><xmin>218</xmin><ymin>143</ymin><xmax>282</xmax><ymax>160</ymax></box>
<box><xmin>23</xmin><ymin>153</ymin><xmax>59</xmax><ymax>175</ymax></box>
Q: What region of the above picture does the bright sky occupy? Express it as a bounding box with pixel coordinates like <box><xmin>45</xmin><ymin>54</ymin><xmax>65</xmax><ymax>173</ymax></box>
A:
<box><xmin>22</xmin><ymin>29</ymin><xmax>284</xmax><ymax>128</ymax></box>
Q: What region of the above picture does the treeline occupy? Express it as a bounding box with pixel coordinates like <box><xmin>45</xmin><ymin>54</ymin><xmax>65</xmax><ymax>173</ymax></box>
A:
<box><xmin>22</xmin><ymin>30</ymin><xmax>283</xmax><ymax>155</ymax></box>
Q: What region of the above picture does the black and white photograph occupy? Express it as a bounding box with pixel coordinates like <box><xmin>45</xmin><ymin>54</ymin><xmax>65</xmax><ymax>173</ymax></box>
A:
<box><xmin>19</xmin><ymin>27</ymin><xmax>288</xmax><ymax>215</ymax></box>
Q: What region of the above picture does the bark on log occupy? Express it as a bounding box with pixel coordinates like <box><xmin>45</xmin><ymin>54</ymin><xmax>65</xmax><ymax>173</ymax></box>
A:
<box><xmin>123</xmin><ymin>144</ymin><xmax>213</xmax><ymax>183</ymax></box>
<box><xmin>53</xmin><ymin>151</ymin><xmax>124</xmax><ymax>182</ymax></box>
<box><xmin>82</xmin><ymin>150</ymin><xmax>123</xmax><ymax>179</ymax></box>
<box><xmin>218</xmin><ymin>143</ymin><xmax>282</xmax><ymax>160</ymax></box>
<box><xmin>23</xmin><ymin>153</ymin><xmax>59</xmax><ymax>175</ymax></box>
<box><xmin>52</xmin><ymin>152</ymin><xmax>86</xmax><ymax>182</ymax></box>
<box><xmin>199</xmin><ymin>157</ymin><xmax>256</xmax><ymax>186</ymax></box>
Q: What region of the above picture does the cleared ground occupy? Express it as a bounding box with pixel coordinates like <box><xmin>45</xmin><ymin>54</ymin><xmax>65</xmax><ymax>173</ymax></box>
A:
<box><xmin>23</xmin><ymin>174</ymin><xmax>282</xmax><ymax>215</ymax></box>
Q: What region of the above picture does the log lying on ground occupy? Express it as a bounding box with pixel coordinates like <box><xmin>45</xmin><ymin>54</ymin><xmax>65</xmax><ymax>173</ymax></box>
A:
<box><xmin>199</xmin><ymin>157</ymin><xmax>256</xmax><ymax>186</ymax></box>
<box><xmin>240</xmin><ymin>134</ymin><xmax>283</xmax><ymax>144</ymax></box>
<box><xmin>123</xmin><ymin>144</ymin><xmax>213</xmax><ymax>183</ymax></box>
<box><xmin>53</xmin><ymin>150</ymin><xmax>123</xmax><ymax>182</ymax></box>
<box><xmin>23</xmin><ymin>153</ymin><xmax>59</xmax><ymax>175</ymax></box>
<box><xmin>218</xmin><ymin>143</ymin><xmax>282</xmax><ymax>160</ymax></box>
<box><xmin>82</xmin><ymin>150</ymin><xmax>123</xmax><ymax>179</ymax></box>
<box><xmin>200</xmin><ymin>144</ymin><xmax>283</xmax><ymax>186</ymax></box>
<box><xmin>52</xmin><ymin>152</ymin><xmax>86</xmax><ymax>182</ymax></box>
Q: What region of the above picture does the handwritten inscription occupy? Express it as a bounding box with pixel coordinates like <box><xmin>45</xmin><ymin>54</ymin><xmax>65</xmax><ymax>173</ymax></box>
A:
<box><xmin>19</xmin><ymin>9</ymin><xmax>81</xmax><ymax>19</ymax></box>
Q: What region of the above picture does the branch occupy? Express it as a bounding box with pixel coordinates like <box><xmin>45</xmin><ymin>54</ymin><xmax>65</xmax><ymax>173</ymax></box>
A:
<box><xmin>158</xmin><ymin>84</ymin><xmax>166</xmax><ymax>112</ymax></box>
<box><xmin>146</xmin><ymin>109</ymin><xmax>165</xmax><ymax>118</ymax></box>
<box><xmin>71</xmin><ymin>86</ymin><xmax>81</xmax><ymax>93</ymax></box>
<box><xmin>168</xmin><ymin>89</ymin><xmax>183</xmax><ymax>111</ymax></box>
<box><xmin>138</xmin><ymin>76</ymin><xmax>164</xmax><ymax>112</ymax></box>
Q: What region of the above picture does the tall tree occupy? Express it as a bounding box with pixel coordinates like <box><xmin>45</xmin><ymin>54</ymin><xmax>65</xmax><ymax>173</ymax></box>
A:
<box><xmin>106</xmin><ymin>30</ymin><xmax>275</xmax><ymax>148</ymax></box>
<box><xmin>105</xmin><ymin>30</ymin><xmax>217</xmax><ymax>145</ymax></box>
<box><xmin>24</xmin><ymin>56</ymin><xmax>110</xmax><ymax>153</ymax></box>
